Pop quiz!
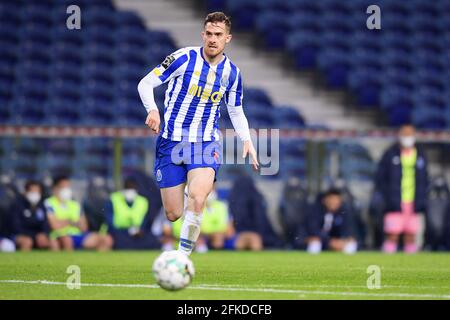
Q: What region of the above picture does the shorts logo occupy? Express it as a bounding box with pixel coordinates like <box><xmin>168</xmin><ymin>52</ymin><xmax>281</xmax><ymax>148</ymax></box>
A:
<box><xmin>161</xmin><ymin>54</ymin><xmax>175</xmax><ymax>69</ymax></box>
<box><xmin>156</xmin><ymin>169</ymin><xmax>162</xmax><ymax>182</ymax></box>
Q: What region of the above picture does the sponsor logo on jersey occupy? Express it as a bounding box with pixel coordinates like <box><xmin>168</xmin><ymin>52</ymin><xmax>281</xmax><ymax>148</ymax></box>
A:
<box><xmin>161</xmin><ymin>54</ymin><xmax>175</xmax><ymax>69</ymax></box>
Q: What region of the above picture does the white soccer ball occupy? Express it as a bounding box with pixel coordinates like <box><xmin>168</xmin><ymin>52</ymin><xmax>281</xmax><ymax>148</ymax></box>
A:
<box><xmin>152</xmin><ymin>250</ymin><xmax>195</xmax><ymax>291</ymax></box>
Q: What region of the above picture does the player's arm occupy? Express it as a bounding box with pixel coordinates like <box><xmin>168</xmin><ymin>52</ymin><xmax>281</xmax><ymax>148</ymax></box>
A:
<box><xmin>137</xmin><ymin>50</ymin><xmax>188</xmax><ymax>134</ymax></box>
<box><xmin>225</xmin><ymin>70</ymin><xmax>259</xmax><ymax>170</ymax></box>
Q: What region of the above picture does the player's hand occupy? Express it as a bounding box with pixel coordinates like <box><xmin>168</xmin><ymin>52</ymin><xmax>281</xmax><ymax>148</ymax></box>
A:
<box><xmin>145</xmin><ymin>110</ymin><xmax>160</xmax><ymax>134</ymax></box>
<box><xmin>242</xmin><ymin>139</ymin><xmax>259</xmax><ymax>171</ymax></box>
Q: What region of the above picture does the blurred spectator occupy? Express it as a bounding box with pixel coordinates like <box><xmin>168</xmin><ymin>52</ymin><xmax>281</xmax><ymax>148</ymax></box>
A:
<box><xmin>105</xmin><ymin>177</ymin><xmax>158</xmax><ymax>249</ymax></box>
<box><xmin>375</xmin><ymin>124</ymin><xmax>428</xmax><ymax>253</ymax></box>
<box><xmin>0</xmin><ymin>176</ymin><xmax>18</xmax><ymax>252</ymax></box>
<box><xmin>279</xmin><ymin>177</ymin><xmax>309</xmax><ymax>249</ymax></box>
<box><xmin>444</xmin><ymin>202</ymin><xmax>450</xmax><ymax>251</ymax></box>
<box><xmin>83</xmin><ymin>177</ymin><xmax>111</xmax><ymax>233</ymax></box>
<box><xmin>45</xmin><ymin>176</ymin><xmax>112</xmax><ymax>251</ymax></box>
<box><xmin>11</xmin><ymin>180</ymin><xmax>50</xmax><ymax>251</ymax></box>
<box><xmin>161</xmin><ymin>187</ymin><xmax>233</xmax><ymax>252</ymax></box>
<box><xmin>122</xmin><ymin>169</ymin><xmax>163</xmax><ymax>228</ymax></box>
<box><xmin>425</xmin><ymin>176</ymin><xmax>449</xmax><ymax>251</ymax></box>
<box><xmin>228</xmin><ymin>175</ymin><xmax>270</xmax><ymax>251</ymax></box>
<box><xmin>305</xmin><ymin>188</ymin><xmax>357</xmax><ymax>254</ymax></box>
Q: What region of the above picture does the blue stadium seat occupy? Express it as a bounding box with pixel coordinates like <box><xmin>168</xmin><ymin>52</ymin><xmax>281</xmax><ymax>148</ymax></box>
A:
<box><xmin>413</xmin><ymin>87</ymin><xmax>445</xmax><ymax>110</ymax></box>
<box><xmin>20</xmin><ymin>5</ymin><xmax>53</xmax><ymax>28</ymax></box>
<box><xmin>348</xmin><ymin>69</ymin><xmax>382</xmax><ymax>107</ymax></box>
<box><xmin>50</xmin><ymin>61</ymin><xmax>83</xmax><ymax>84</ymax></box>
<box><xmin>255</xmin><ymin>11</ymin><xmax>290</xmax><ymax>49</ymax></box>
<box><xmin>51</xmin><ymin>27</ymin><xmax>84</xmax><ymax>46</ymax></box>
<box><xmin>115</xmin><ymin>98</ymin><xmax>147</xmax><ymax>126</ymax></box>
<box><xmin>317</xmin><ymin>49</ymin><xmax>351</xmax><ymax>88</ymax></box>
<box><xmin>115</xmin><ymin>10</ymin><xmax>145</xmax><ymax>29</ymax></box>
<box><xmin>412</xmin><ymin>107</ymin><xmax>447</xmax><ymax>129</ymax></box>
<box><xmin>289</xmin><ymin>0</ymin><xmax>321</xmax><ymax>15</ymax></box>
<box><xmin>83</xmin><ymin>7</ymin><xmax>117</xmax><ymax>29</ymax></box>
<box><xmin>273</xmin><ymin>106</ymin><xmax>305</xmax><ymax>128</ymax></box>
<box><xmin>226</xmin><ymin>0</ymin><xmax>262</xmax><ymax>30</ymax></box>
<box><xmin>82</xmin><ymin>45</ymin><xmax>115</xmax><ymax>67</ymax></box>
<box><xmin>45</xmin><ymin>99</ymin><xmax>83</xmax><ymax>125</ymax></box>
<box><xmin>51</xmin><ymin>42</ymin><xmax>83</xmax><ymax>65</ymax></box>
<box><xmin>82</xmin><ymin>63</ymin><xmax>114</xmax><ymax>85</ymax></box>
<box><xmin>245</xmin><ymin>88</ymin><xmax>273</xmax><ymax>106</ymax></box>
<box><xmin>83</xmin><ymin>26</ymin><xmax>116</xmax><ymax>48</ymax></box>
<box><xmin>380</xmin><ymin>86</ymin><xmax>414</xmax><ymax>126</ymax></box>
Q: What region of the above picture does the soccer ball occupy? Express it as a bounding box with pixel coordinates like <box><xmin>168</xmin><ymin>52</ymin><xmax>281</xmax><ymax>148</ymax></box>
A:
<box><xmin>152</xmin><ymin>250</ymin><xmax>195</xmax><ymax>291</ymax></box>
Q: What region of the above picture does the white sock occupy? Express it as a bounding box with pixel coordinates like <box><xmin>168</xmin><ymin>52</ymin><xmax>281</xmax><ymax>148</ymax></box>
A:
<box><xmin>178</xmin><ymin>210</ymin><xmax>202</xmax><ymax>256</ymax></box>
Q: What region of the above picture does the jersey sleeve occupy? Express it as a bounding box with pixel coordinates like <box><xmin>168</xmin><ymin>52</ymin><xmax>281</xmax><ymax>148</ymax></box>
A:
<box><xmin>224</xmin><ymin>69</ymin><xmax>243</xmax><ymax>108</ymax></box>
<box><xmin>224</xmin><ymin>69</ymin><xmax>251</xmax><ymax>141</ymax></box>
<box><xmin>137</xmin><ymin>48</ymin><xmax>189</xmax><ymax>113</ymax></box>
<box><xmin>151</xmin><ymin>48</ymin><xmax>189</xmax><ymax>85</ymax></box>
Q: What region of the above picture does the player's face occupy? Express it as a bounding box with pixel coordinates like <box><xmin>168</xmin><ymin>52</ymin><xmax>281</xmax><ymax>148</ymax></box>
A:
<box><xmin>202</xmin><ymin>22</ymin><xmax>232</xmax><ymax>59</ymax></box>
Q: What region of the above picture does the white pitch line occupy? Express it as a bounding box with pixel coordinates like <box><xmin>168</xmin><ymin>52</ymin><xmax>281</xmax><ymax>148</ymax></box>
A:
<box><xmin>0</xmin><ymin>280</ymin><xmax>449</xmax><ymax>299</ymax></box>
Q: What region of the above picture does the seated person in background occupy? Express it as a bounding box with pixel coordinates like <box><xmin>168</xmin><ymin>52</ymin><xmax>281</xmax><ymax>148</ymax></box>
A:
<box><xmin>305</xmin><ymin>188</ymin><xmax>357</xmax><ymax>254</ymax></box>
<box><xmin>228</xmin><ymin>175</ymin><xmax>265</xmax><ymax>251</ymax></box>
<box><xmin>161</xmin><ymin>187</ymin><xmax>231</xmax><ymax>252</ymax></box>
<box><xmin>12</xmin><ymin>180</ymin><xmax>50</xmax><ymax>251</ymax></box>
<box><xmin>45</xmin><ymin>176</ymin><xmax>111</xmax><ymax>251</ymax></box>
<box><xmin>0</xmin><ymin>179</ymin><xmax>17</xmax><ymax>252</ymax></box>
<box><xmin>106</xmin><ymin>177</ymin><xmax>158</xmax><ymax>249</ymax></box>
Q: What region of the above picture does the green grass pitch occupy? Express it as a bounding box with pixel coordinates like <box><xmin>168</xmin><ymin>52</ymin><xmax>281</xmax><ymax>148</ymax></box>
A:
<box><xmin>0</xmin><ymin>251</ymin><xmax>449</xmax><ymax>300</ymax></box>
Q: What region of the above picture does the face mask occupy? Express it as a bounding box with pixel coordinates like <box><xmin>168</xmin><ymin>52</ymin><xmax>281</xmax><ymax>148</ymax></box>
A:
<box><xmin>400</xmin><ymin>136</ymin><xmax>415</xmax><ymax>148</ymax></box>
<box><xmin>26</xmin><ymin>192</ymin><xmax>41</xmax><ymax>205</ymax></box>
<box><xmin>123</xmin><ymin>189</ymin><xmax>138</xmax><ymax>202</ymax></box>
<box><xmin>59</xmin><ymin>187</ymin><xmax>72</xmax><ymax>201</ymax></box>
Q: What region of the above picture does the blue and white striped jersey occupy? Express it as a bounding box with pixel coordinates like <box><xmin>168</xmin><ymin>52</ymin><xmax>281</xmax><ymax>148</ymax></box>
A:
<box><xmin>151</xmin><ymin>46</ymin><xmax>243</xmax><ymax>142</ymax></box>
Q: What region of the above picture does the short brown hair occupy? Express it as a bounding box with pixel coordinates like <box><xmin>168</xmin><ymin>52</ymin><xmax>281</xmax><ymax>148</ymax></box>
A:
<box><xmin>204</xmin><ymin>12</ymin><xmax>231</xmax><ymax>33</ymax></box>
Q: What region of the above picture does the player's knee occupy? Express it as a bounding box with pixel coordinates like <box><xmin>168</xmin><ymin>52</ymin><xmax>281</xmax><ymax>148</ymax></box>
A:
<box><xmin>166</xmin><ymin>211</ymin><xmax>181</xmax><ymax>222</ymax></box>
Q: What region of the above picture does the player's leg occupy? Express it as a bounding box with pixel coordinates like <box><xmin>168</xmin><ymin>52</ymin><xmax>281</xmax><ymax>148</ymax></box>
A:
<box><xmin>177</xmin><ymin>167</ymin><xmax>215</xmax><ymax>255</ymax></box>
<box><xmin>160</xmin><ymin>183</ymin><xmax>186</xmax><ymax>222</ymax></box>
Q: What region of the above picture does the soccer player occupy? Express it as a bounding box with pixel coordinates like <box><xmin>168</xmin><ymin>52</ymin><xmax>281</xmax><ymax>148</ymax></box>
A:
<box><xmin>138</xmin><ymin>12</ymin><xmax>258</xmax><ymax>255</ymax></box>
